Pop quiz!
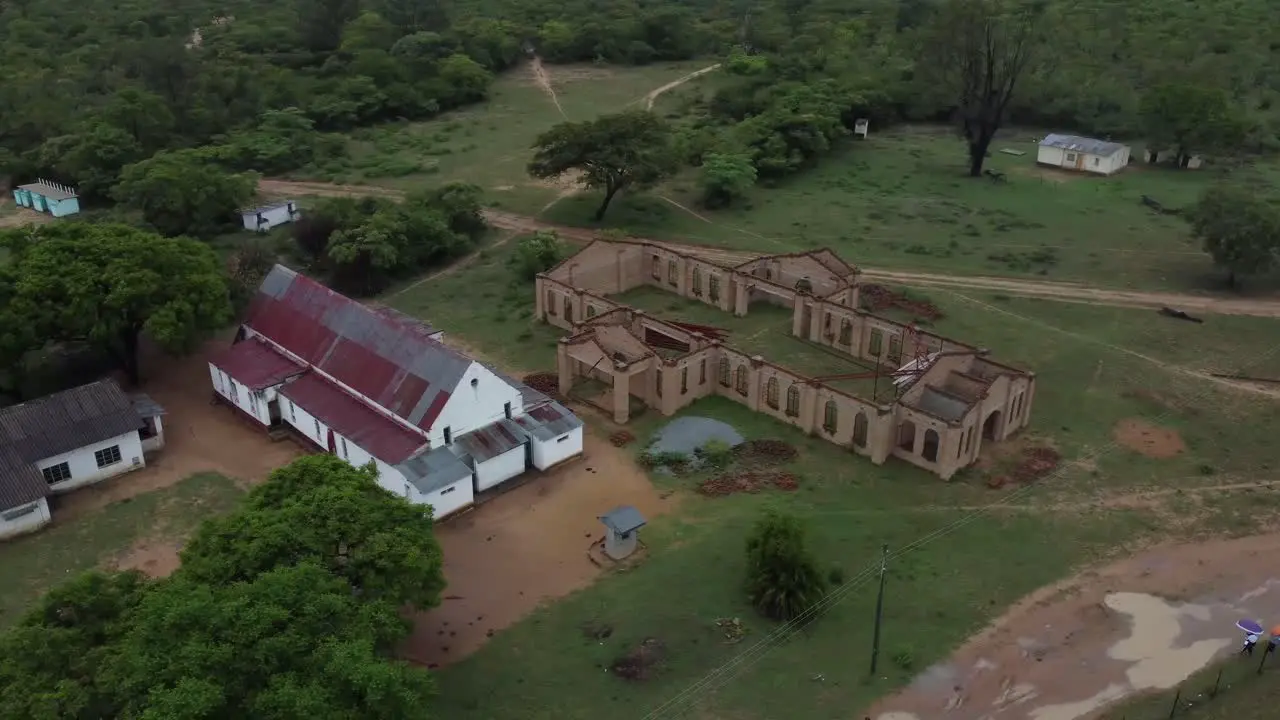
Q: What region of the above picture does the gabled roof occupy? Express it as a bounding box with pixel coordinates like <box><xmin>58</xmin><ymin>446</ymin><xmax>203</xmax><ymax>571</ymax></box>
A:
<box><xmin>0</xmin><ymin>380</ymin><xmax>143</xmax><ymax>464</ymax></box>
<box><xmin>210</xmin><ymin>337</ymin><xmax>306</xmax><ymax>390</ymax></box>
<box><xmin>278</xmin><ymin>373</ymin><xmax>427</xmax><ymax>465</ymax></box>
<box><xmin>0</xmin><ymin>380</ymin><xmax>143</xmax><ymax>510</ymax></box>
<box><xmin>397</xmin><ymin>445</ymin><xmax>473</xmax><ymax>495</ymax></box>
<box><xmin>454</xmin><ymin>419</ymin><xmax>525</xmax><ymax>463</ymax></box>
<box><xmin>600</xmin><ymin>505</ymin><xmax>646</xmax><ymax>535</ymax></box>
<box><xmin>246</xmin><ymin>265</ymin><xmax>467</xmax><ymax>432</ymax></box>
<box><xmin>513</xmin><ymin>402</ymin><xmax>582</xmax><ymax>441</ymax></box>
<box><xmin>1039</xmin><ymin>134</ymin><xmax>1126</xmax><ymax>156</ymax></box>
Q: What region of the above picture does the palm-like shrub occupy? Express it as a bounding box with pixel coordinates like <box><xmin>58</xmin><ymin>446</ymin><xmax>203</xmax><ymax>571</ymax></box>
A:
<box><xmin>744</xmin><ymin>510</ymin><xmax>827</xmax><ymax>621</ymax></box>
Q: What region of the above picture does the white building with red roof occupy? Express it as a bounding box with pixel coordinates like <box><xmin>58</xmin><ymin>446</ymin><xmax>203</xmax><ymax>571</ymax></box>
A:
<box><xmin>208</xmin><ymin>265</ymin><xmax>583</xmax><ymax>518</ymax></box>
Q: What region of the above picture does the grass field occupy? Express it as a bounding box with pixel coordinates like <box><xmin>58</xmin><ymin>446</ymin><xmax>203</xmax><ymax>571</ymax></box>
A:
<box><xmin>0</xmin><ymin>473</ymin><xmax>243</xmax><ymax>627</ymax></box>
<box><xmin>535</xmin><ymin>126</ymin><xmax>1280</xmax><ymax>293</ymax></box>
<box><xmin>1101</xmin><ymin>653</ymin><xmax>1280</xmax><ymax>720</ymax></box>
<box><xmin>391</xmin><ymin>236</ymin><xmax>1280</xmax><ymax>718</ymax></box>
<box><xmin>298</xmin><ymin>60</ymin><xmax>714</xmax><ymax>216</ymax></box>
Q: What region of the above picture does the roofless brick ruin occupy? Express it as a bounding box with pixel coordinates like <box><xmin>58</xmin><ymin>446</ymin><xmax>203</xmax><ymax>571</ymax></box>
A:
<box><xmin>537</xmin><ymin>240</ymin><xmax>1036</xmax><ymax>480</ymax></box>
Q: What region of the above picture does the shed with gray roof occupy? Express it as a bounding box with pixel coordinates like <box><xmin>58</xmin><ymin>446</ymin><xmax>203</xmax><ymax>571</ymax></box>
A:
<box><xmin>1036</xmin><ymin>133</ymin><xmax>1131</xmax><ymax>176</ymax></box>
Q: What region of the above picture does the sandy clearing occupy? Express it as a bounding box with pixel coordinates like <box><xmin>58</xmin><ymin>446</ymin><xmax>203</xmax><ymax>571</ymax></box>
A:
<box><xmin>643</xmin><ymin>63</ymin><xmax>721</xmax><ymax>110</ymax></box>
<box><xmin>868</xmin><ymin>533</ymin><xmax>1280</xmax><ymax>720</ymax></box>
<box><xmin>529</xmin><ymin>56</ymin><xmax>567</xmax><ymax>119</ymax></box>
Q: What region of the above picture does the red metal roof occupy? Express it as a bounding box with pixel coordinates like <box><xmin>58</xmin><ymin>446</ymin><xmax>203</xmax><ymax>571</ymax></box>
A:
<box><xmin>454</xmin><ymin>419</ymin><xmax>525</xmax><ymax>463</ymax></box>
<box><xmin>278</xmin><ymin>373</ymin><xmax>427</xmax><ymax>464</ymax></box>
<box><xmin>209</xmin><ymin>338</ymin><xmax>305</xmax><ymax>390</ymax></box>
<box><xmin>246</xmin><ymin>266</ymin><xmax>470</xmax><ymax>432</ymax></box>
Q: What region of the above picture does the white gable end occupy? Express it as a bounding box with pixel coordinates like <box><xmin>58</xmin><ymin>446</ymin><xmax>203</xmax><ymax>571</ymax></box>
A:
<box><xmin>429</xmin><ymin>361</ymin><xmax>525</xmax><ymax>445</ymax></box>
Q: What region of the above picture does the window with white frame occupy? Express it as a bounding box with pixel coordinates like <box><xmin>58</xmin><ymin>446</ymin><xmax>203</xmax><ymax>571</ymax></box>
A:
<box><xmin>2</xmin><ymin>502</ymin><xmax>39</xmax><ymax>521</ymax></box>
<box><xmin>340</xmin><ymin>438</ymin><xmax>349</xmax><ymax>459</ymax></box>
<box><xmin>95</xmin><ymin>445</ymin><xmax>122</xmax><ymax>468</ymax></box>
<box><xmin>42</xmin><ymin>462</ymin><xmax>72</xmax><ymax>484</ymax></box>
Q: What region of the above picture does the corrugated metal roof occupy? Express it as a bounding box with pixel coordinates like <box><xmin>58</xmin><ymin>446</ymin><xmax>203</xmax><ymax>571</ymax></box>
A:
<box><xmin>17</xmin><ymin>181</ymin><xmax>77</xmax><ymax>200</ymax></box>
<box><xmin>241</xmin><ymin>200</ymin><xmax>296</xmax><ymax>216</ymax></box>
<box><xmin>130</xmin><ymin>394</ymin><xmax>166</xmax><ymax>418</ymax></box>
<box><xmin>278</xmin><ymin>373</ymin><xmax>427</xmax><ymax>465</ymax></box>
<box><xmin>0</xmin><ymin>380</ymin><xmax>143</xmax><ymax>465</ymax></box>
<box><xmin>209</xmin><ymin>338</ymin><xmax>305</xmax><ymax>390</ymax></box>
<box><xmin>1039</xmin><ymin>133</ymin><xmax>1126</xmax><ymax>156</ymax></box>
<box><xmin>512</xmin><ymin>402</ymin><xmax>583</xmax><ymax>441</ymax></box>
<box><xmin>246</xmin><ymin>265</ymin><xmax>466</xmax><ymax>432</ymax></box>
<box><xmin>600</xmin><ymin>505</ymin><xmax>646</xmax><ymax>534</ymax></box>
<box><xmin>0</xmin><ymin>446</ymin><xmax>47</xmax><ymax>510</ymax></box>
<box><xmin>454</xmin><ymin>419</ymin><xmax>526</xmax><ymax>463</ymax></box>
<box><xmin>396</xmin><ymin>445</ymin><xmax>473</xmax><ymax>495</ymax></box>
<box><xmin>479</xmin><ymin>362</ymin><xmax>549</xmax><ymax>408</ymax></box>
<box><xmin>915</xmin><ymin>387</ymin><xmax>971</xmax><ymax>422</ymax></box>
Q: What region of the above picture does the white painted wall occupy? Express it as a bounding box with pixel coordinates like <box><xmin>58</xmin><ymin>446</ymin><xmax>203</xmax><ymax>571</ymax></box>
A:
<box><xmin>430</xmin><ymin>362</ymin><xmax>526</xmax><ymax>447</ymax></box>
<box><xmin>36</xmin><ymin>430</ymin><xmax>144</xmax><ymax>494</ymax></box>
<box><xmin>474</xmin><ymin>445</ymin><xmax>527</xmax><ymax>492</ymax></box>
<box><xmin>417</xmin><ymin>479</ymin><xmax>473</xmax><ymax>518</ymax></box>
<box><xmin>141</xmin><ymin>416</ymin><xmax>164</xmax><ymax>453</ymax></box>
<box><xmin>0</xmin><ymin>497</ymin><xmax>51</xmax><ymax>540</ymax></box>
<box><xmin>528</xmin><ymin>426</ymin><xmax>584</xmax><ymax>470</ymax></box>
<box><xmin>242</xmin><ymin>203</ymin><xmax>299</xmax><ymax>231</ymax></box>
<box><xmin>209</xmin><ymin>363</ymin><xmax>275</xmax><ymax>425</ymax></box>
<box><xmin>1036</xmin><ymin>146</ymin><xmax>1064</xmax><ymax>166</ymax></box>
<box><xmin>1036</xmin><ymin>145</ymin><xmax>1129</xmax><ymax>175</ymax></box>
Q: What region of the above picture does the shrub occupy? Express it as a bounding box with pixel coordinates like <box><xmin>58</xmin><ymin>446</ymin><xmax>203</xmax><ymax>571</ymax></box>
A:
<box><xmin>510</xmin><ymin>230</ymin><xmax>566</xmax><ymax>281</ymax></box>
<box><xmin>744</xmin><ymin>510</ymin><xmax>827</xmax><ymax>622</ymax></box>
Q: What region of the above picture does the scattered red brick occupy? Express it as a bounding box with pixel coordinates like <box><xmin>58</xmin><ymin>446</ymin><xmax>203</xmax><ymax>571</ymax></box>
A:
<box><xmin>522</xmin><ymin>372</ymin><xmax>560</xmax><ymax>398</ymax></box>
<box><xmin>609</xmin><ymin>431</ymin><xmax>636</xmax><ymax>447</ymax></box>
<box><xmin>988</xmin><ymin>446</ymin><xmax>1061</xmax><ymax>489</ymax></box>
<box><xmin>732</xmin><ymin>439</ymin><xmax>797</xmax><ymax>464</ymax></box>
<box><xmin>611</xmin><ymin>638</ymin><xmax>665</xmax><ymax>681</ymax></box>
<box><xmin>861</xmin><ymin>284</ymin><xmax>944</xmax><ymax>322</ymax></box>
<box><xmin>698</xmin><ymin>471</ymin><xmax>800</xmax><ymax>497</ymax></box>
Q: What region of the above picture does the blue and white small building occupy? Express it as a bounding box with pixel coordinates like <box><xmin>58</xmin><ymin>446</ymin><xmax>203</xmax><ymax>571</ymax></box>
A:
<box><xmin>241</xmin><ymin>200</ymin><xmax>300</xmax><ymax>232</ymax></box>
<box><xmin>12</xmin><ymin>180</ymin><xmax>80</xmax><ymax>218</ymax></box>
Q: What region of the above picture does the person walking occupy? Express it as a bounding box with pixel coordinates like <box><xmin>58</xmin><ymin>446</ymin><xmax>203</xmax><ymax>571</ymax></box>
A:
<box><xmin>1243</xmin><ymin>633</ymin><xmax>1259</xmax><ymax>656</ymax></box>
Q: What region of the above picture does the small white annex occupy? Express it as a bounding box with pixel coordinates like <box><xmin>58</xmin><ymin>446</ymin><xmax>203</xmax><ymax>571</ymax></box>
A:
<box><xmin>241</xmin><ymin>200</ymin><xmax>301</xmax><ymax>232</ymax></box>
<box><xmin>209</xmin><ymin>264</ymin><xmax>584</xmax><ymax>520</ymax></box>
<box><xmin>1037</xmin><ymin>134</ymin><xmax>1131</xmax><ymax>176</ymax></box>
<box><xmin>0</xmin><ymin>381</ymin><xmax>165</xmax><ymax>540</ymax></box>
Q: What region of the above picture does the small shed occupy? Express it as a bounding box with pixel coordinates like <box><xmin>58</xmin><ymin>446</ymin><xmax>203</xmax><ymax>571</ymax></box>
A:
<box><xmin>242</xmin><ymin>200</ymin><xmax>300</xmax><ymax>232</ymax></box>
<box><xmin>130</xmin><ymin>393</ymin><xmax>167</xmax><ymax>453</ymax></box>
<box><xmin>12</xmin><ymin>180</ymin><xmax>80</xmax><ymax>217</ymax></box>
<box><xmin>599</xmin><ymin>505</ymin><xmax>646</xmax><ymax>560</ymax></box>
<box><xmin>1037</xmin><ymin>134</ymin><xmax>1130</xmax><ymax>176</ymax></box>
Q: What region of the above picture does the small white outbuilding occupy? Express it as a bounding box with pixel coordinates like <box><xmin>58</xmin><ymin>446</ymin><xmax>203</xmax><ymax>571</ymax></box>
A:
<box><xmin>241</xmin><ymin>201</ymin><xmax>300</xmax><ymax>232</ymax></box>
<box><xmin>1037</xmin><ymin>134</ymin><xmax>1130</xmax><ymax>176</ymax></box>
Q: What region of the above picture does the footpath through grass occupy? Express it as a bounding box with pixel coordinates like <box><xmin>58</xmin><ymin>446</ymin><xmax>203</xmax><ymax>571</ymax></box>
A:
<box><xmin>0</xmin><ymin>473</ymin><xmax>244</xmax><ymax>627</ymax></box>
<box><xmin>407</xmin><ymin>240</ymin><xmax>1280</xmax><ymax>718</ymax></box>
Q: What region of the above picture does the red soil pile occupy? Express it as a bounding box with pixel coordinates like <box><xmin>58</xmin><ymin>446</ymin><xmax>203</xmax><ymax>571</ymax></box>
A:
<box><xmin>522</xmin><ymin>372</ymin><xmax>560</xmax><ymax>397</ymax></box>
<box><xmin>733</xmin><ymin>439</ymin><xmax>798</xmax><ymax>464</ymax></box>
<box><xmin>987</xmin><ymin>446</ymin><xmax>1062</xmax><ymax>489</ymax></box>
<box><xmin>609</xmin><ymin>431</ymin><xmax>636</xmax><ymax>447</ymax></box>
<box><xmin>699</xmin><ymin>471</ymin><xmax>800</xmax><ymax>497</ymax></box>
<box><xmin>611</xmin><ymin>638</ymin><xmax>665</xmax><ymax>681</ymax></box>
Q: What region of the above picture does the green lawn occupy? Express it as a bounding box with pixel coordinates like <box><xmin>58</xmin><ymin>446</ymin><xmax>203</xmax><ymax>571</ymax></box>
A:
<box><xmin>0</xmin><ymin>473</ymin><xmax>244</xmax><ymax>627</ymax></box>
<box><xmin>390</xmin><ymin>243</ymin><xmax>1280</xmax><ymax>719</ymax></box>
<box><xmin>540</xmin><ymin>126</ymin><xmax>1280</xmax><ymax>293</ymax></box>
<box><xmin>300</xmin><ymin>61</ymin><xmax>715</xmax><ymax>217</ymax></box>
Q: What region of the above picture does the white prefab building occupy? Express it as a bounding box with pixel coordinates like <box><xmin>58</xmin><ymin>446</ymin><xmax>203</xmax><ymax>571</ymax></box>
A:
<box><xmin>0</xmin><ymin>381</ymin><xmax>165</xmax><ymax>540</ymax></box>
<box><xmin>209</xmin><ymin>264</ymin><xmax>584</xmax><ymax>519</ymax></box>
<box><xmin>241</xmin><ymin>200</ymin><xmax>301</xmax><ymax>232</ymax></box>
<box><xmin>1037</xmin><ymin>134</ymin><xmax>1131</xmax><ymax>176</ymax></box>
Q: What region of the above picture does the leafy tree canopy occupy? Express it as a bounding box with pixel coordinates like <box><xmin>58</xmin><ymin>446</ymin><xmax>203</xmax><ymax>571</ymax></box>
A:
<box><xmin>114</xmin><ymin>149</ymin><xmax>258</xmax><ymax>238</ymax></box>
<box><xmin>1186</xmin><ymin>185</ymin><xmax>1280</xmax><ymax>288</ymax></box>
<box><xmin>0</xmin><ymin>223</ymin><xmax>232</xmax><ymax>384</ymax></box>
<box><xmin>529</xmin><ymin>110</ymin><xmax>676</xmax><ymax>220</ymax></box>
<box><xmin>1140</xmin><ymin>84</ymin><xmax>1246</xmax><ymax>164</ymax></box>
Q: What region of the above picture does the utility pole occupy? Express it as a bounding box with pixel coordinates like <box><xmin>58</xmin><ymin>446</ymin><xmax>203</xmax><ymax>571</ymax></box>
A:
<box><xmin>869</xmin><ymin>544</ymin><xmax>889</xmax><ymax>676</ymax></box>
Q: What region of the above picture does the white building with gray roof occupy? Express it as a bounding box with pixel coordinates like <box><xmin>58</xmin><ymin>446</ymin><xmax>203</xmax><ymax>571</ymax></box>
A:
<box><xmin>1037</xmin><ymin>133</ymin><xmax>1131</xmax><ymax>176</ymax></box>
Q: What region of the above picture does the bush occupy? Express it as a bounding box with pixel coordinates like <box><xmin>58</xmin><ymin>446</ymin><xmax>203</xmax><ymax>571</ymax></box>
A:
<box><xmin>510</xmin><ymin>230</ymin><xmax>566</xmax><ymax>281</ymax></box>
<box><xmin>744</xmin><ymin>510</ymin><xmax>827</xmax><ymax>622</ymax></box>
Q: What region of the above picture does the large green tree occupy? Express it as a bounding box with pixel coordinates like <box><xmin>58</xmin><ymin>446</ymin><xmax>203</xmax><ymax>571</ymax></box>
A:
<box><xmin>1186</xmin><ymin>185</ymin><xmax>1280</xmax><ymax>289</ymax></box>
<box><xmin>744</xmin><ymin>510</ymin><xmax>827</xmax><ymax>622</ymax></box>
<box><xmin>918</xmin><ymin>0</ymin><xmax>1043</xmax><ymax>177</ymax></box>
<box><xmin>0</xmin><ymin>223</ymin><xmax>233</xmax><ymax>384</ymax></box>
<box><xmin>181</xmin><ymin>455</ymin><xmax>446</xmax><ymax>608</ymax></box>
<box><xmin>1140</xmin><ymin>84</ymin><xmax>1243</xmax><ymax>166</ymax></box>
<box><xmin>528</xmin><ymin>110</ymin><xmax>676</xmax><ymax>221</ymax></box>
<box><xmin>113</xmin><ymin>149</ymin><xmax>257</xmax><ymax>237</ymax></box>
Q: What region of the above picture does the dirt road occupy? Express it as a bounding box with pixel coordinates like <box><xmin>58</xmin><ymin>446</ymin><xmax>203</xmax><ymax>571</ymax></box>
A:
<box><xmin>868</xmin><ymin>533</ymin><xmax>1280</xmax><ymax>720</ymax></box>
<box><xmin>643</xmin><ymin>63</ymin><xmax>721</xmax><ymax>110</ymax></box>
<box><xmin>257</xmin><ymin>178</ymin><xmax>1280</xmax><ymax>320</ymax></box>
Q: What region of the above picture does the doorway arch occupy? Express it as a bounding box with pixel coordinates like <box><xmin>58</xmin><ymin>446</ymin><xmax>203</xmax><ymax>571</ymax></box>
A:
<box><xmin>982</xmin><ymin>411</ymin><xmax>1002</xmax><ymax>441</ymax></box>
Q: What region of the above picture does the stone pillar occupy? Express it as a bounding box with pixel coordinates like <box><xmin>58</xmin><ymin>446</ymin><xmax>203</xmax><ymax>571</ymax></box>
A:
<box><xmin>612</xmin><ymin>363</ymin><xmax>631</xmax><ymax>424</ymax></box>
<box><xmin>535</xmin><ymin>276</ymin><xmax>546</xmax><ymax>320</ymax></box>
<box><xmin>1022</xmin><ymin>374</ymin><xmax>1037</xmax><ymax>430</ymax></box>
<box><xmin>660</xmin><ymin>360</ymin><xmax>680</xmax><ymax>415</ymax></box>
<box><xmin>868</xmin><ymin>410</ymin><xmax>893</xmax><ymax>465</ymax></box>
<box><xmin>747</xmin><ymin>356</ymin><xmax>764</xmax><ymax>411</ymax></box>
<box><xmin>734</xmin><ymin>276</ymin><xmax>749</xmax><ymax>317</ymax></box>
<box><xmin>717</xmin><ymin>274</ymin><xmax>732</xmax><ymax>313</ymax></box>
<box><xmin>791</xmin><ymin>300</ymin><xmax>806</xmax><ymax>338</ymax></box>
<box><xmin>798</xmin><ymin>383</ymin><xmax>817</xmax><ymax>434</ymax></box>
<box><xmin>557</xmin><ymin>339</ymin><xmax>572</xmax><ymax>396</ymax></box>
<box><xmin>808</xmin><ymin>303</ymin><xmax>824</xmax><ymax>344</ymax></box>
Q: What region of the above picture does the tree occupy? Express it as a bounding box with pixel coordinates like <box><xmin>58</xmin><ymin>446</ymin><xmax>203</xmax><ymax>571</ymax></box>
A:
<box><xmin>919</xmin><ymin>0</ymin><xmax>1042</xmax><ymax>177</ymax></box>
<box><xmin>1186</xmin><ymin>185</ymin><xmax>1280</xmax><ymax>289</ymax></box>
<box><xmin>0</xmin><ymin>224</ymin><xmax>233</xmax><ymax>384</ymax></box>
<box><xmin>297</xmin><ymin>0</ymin><xmax>360</xmax><ymax>53</ymax></box>
<box><xmin>700</xmin><ymin>153</ymin><xmax>757</xmax><ymax>208</ymax></box>
<box><xmin>1140</xmin><ymin>85</ymin><xmax>1243</xmax><ymax>166</ymax></box>
<box><xmin>114</xmin><ymin>149</ymin><xmax>257</xmax><ymax>237</ymax></box>
<box><xmin>35</xmin><ymin>123</ymin><xmax>144</xmax><ymax>200</ymax></box>
<box><xmin>528</xmin><ymin>110</ymin><xmax>676</xmax><ymax>221</ymax></box>
<box><xmin>510</xmin><ymin>230</ymin><xmax>566</xmax><ymax>280</ymax></box>
<box><xmin>421</xmin><ymin>182</ymin><xmax>487</xmax><ymax>240</ymax></box>
<box><xmin>180</xmin><ymin>455</ymin><xmax>446</xmax><ymax>608</ymax></box>
<box><xmin>744</xmin><ymin>510</ymin><xmax>827</xmax><ymax>621</ymax></box>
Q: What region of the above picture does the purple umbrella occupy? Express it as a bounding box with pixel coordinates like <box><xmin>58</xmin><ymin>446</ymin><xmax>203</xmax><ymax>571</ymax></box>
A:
<box><xmin>1237</xmin><ymin>619</ymin><xmax>1264</xmax><ymax>635</ymax></box>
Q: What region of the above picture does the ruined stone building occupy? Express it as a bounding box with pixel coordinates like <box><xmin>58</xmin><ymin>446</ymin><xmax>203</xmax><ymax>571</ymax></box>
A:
<box><xmin>536</xmin><ymin>239</ymin><xmax>1036</xmax><ymax>480</ymax></box>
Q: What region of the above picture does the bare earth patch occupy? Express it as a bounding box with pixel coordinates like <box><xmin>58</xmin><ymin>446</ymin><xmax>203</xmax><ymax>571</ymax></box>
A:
<box><xmin>114</xmin><ymin>537</ymin><xmax>184</xmax><ymax>578</ymax></box>
<box><xmin>869</xmin><ymin>533</ymin><xmax>1280</xmax><ymax>720</ymax></box>
<box><xmin>1113</xmin><ymin>418</ymin><xmax>1186</xmax><ymax>459</ymax></box>
<box><xmin>400</xmin><ymin>427</ymin><xmax>677</xmax><ymax>666</ymax></box>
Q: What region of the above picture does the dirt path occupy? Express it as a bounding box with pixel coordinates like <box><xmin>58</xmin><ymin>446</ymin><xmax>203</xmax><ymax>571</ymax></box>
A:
<box><xmin>643</xmin><ymin>63</ymin><xmax>721</xmax><ymax>110</ymax></box>
<box><xmin>868</xmin><ymin>533</ymin><xmax>1280</xmax><ymax>720</ymax></box>
<box><xmin>529</xmin><ymin>55</ymin><xmax>567</xmax><ymax>119</ymax></box>
<box><xmin>254</xmin><ymin>179</ymin><xmax>1280</xmax><ymax>320</ymax></box>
